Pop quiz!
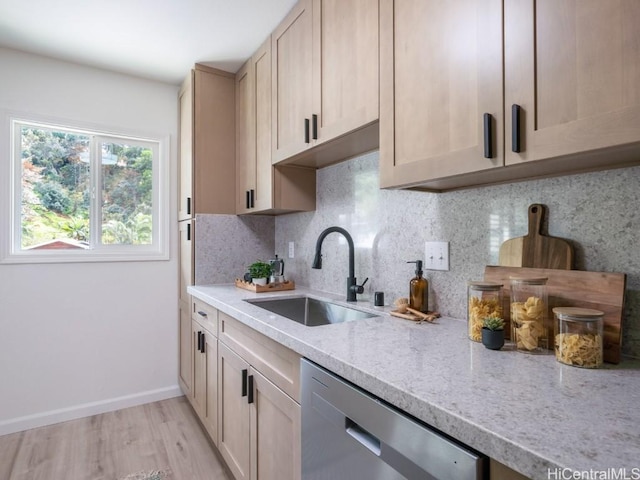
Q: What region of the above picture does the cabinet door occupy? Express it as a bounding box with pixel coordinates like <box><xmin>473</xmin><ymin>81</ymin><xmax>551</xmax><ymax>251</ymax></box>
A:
<box><xmin>192</xmin><ymin>320</ymin><xmax>206</xmax><ymax>417</ymax></box>
<box><xmin>193</xmin><ymin>67</ymin><xmax>237</xmax><ymax>214</ymax></box>
<box><xmin>254</xmin><ymin>39</ymin><xmax>274</xmax><ymax>212</ymax></box>
<box><xmin>505</xmin><ymin>0</ymin><xmax>640</xmax><ymax>166</ymax></box>
<box><xmin>178</xmin><ymin>73</ymin><xmax>193</xmax><ymax>221</ymax></box>
<box><xmin>313</xmin><ymin>0</ymin><xmax>379</xmax><ymax>144</ymax></box>
<box><xmin>250</xmin><ymin>368</ymin><xmax>301</xmax><ymax>480</ymax></box>
<box><xmin>202</xmin><ymin>329</ymin><xmax>218</xmax><ymax>445</ymax></box>
<box><xmin>218</xmin><ymin>342</ymin><xmax>251</xmax><ymax>480</ymax></box>
<box><xmin>379</xmin><ymin>0</ymin><xmax>503</xmax><ymax>188</ymax></box>
<box><xmin>272</xmin><ymin>0</ymin><xmax>313</xmax><ymax>163</ymax></box>
<box><xmin>178</xmin><ymin>303</ymin><xmax>192</xmax><ymax>397</ymax></box>
<box><xmin>178</xmin><ymin>220</ymin><xmax>193</xmax><ymax>306</ymax></box>
<box><xmin>236</xmin><ymin>58</ymin><xmax>257</xmax><ymax>214</ymax></box>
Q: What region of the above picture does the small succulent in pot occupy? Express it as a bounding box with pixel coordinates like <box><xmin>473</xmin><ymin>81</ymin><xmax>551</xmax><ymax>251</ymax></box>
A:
<box><xmin>483</xmin><ymin>316</ymin><xmax>505</xmax><ymax>331</ymax></box>
<box><xmin>482</xmin><ymin>316</ymin><xmax>505</xmax><ymax>350</ymax></box>
<box><xmin>248</xmin><ymin>261</ymin><xmax>273</xmax><ymax>285</ymax></box>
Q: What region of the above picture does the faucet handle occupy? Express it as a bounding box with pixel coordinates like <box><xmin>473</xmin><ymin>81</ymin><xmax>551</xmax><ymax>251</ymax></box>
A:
<box><xmin>351</xmin><ymin>277</ymin><xmax>369</xmax><ymax>295</ymax></box>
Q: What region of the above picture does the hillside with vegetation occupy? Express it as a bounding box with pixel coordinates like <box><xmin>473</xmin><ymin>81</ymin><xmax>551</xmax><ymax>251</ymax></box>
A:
<box><xmin>20</xmin><ymin>127</ymin><xmax>153</xmax><ymax>248</ymax></box>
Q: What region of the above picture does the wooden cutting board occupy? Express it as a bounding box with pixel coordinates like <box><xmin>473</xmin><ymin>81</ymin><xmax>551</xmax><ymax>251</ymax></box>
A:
<box><xmin>498</xmin><ymin>204</ymin><xmax>574</xmax><ymax>269</ymax></box>
<box><xmin>484</xmin><ymin>266</ymin><xmax>627</xmax><ymax>363</ymax></box>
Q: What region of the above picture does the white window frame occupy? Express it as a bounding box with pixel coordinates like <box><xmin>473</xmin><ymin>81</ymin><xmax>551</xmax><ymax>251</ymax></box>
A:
<box><xmin>1</xmin><ymin>113</ymin><xmax>170</xmax><ymax>264</ymax></box>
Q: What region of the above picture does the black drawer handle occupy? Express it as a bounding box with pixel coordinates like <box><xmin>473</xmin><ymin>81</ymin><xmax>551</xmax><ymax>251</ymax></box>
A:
<box><xmin>186</xmin><ymin>222</ymin><xmax>191</xmax><ymax>241</ymax></box>
<box><xmin>197</xmin><ymin>331</ymin><xmax>203</xmax><ymax>352</ymax></box>
<box><xmin>186</xmin><ymin>197</ymin><xmax>191</xmax><ymax>215</ymax></box>
<box><xmin>249</xmin><ymin>189</ymin><xmax>255</xmax><ymax>208</ymax></box>
<box><xmin>483</xmin><ymin>113</ymin><xmax>493</xmax><ymax>159</ymax></box>
<box><xmin>246</xmin><ymin>190</ymin><xmax>250</xmax><ymax>209</ymax></box>
<box><xmin>241</xmin><ymin>369</ymin><xmax>248</xmax><ymax>397</ymax></box>
<box><xmin>312</xmin><ymin>114</ymin><xmax>318</xmax><ymax>140</ymax></box>
<box><xmin>304</xmin><ymin>118</ymin><xmax>310</xmax><ymax>144</ymax></box>
<box><xmin>247</xmin><ymin>375</ymin><xmax>254</xmax><ymax>404</ymax></box>
<box><xmin>512</xmin><ymin>104</ymin><xmax>522</xmax><ymax>153</ymax></box>
<box><xmin>197</xmin><ymin>310</ymin><xmax>207</xmax><ymax>318</ymax></box>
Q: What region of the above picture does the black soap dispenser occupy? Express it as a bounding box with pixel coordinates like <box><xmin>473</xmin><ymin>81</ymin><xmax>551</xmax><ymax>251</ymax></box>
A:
<box><xmin>407</xmin><ymin>260</ymin><xmax>428</xmax><ymax>313</ymax></box>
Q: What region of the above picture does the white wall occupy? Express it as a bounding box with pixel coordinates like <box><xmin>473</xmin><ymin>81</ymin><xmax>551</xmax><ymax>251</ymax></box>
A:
<box><xmin>0</xmin><ymin>48</ymin><xmax>180</xmax><ymax>434</ymax></box>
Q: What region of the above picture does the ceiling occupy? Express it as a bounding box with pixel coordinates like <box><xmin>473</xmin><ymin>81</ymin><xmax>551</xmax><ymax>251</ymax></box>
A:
<box><xmin>0</xmin><ymin>0</ymin><xmax>298</xmax><ymax>85</ymax></box>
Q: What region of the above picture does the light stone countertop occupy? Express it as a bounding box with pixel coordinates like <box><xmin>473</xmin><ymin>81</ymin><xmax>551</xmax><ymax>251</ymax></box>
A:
<box><xmin>189</xmin><ymin>284</ymin><xmax>640</xmax><ymax>480</ymax></box>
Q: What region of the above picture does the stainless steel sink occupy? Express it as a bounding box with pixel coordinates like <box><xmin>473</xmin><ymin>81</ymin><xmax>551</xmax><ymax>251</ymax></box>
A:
<box><xmin>245</xmin><ymin>296</ymin><xmax>378</xmax><ymax>327</ymax></box>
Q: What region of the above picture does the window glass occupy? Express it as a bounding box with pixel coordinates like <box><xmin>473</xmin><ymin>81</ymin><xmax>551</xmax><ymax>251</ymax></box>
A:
<box><xmin>20</xmin><ymin>126</ymin><xmax>91</xmax><ymax>249</ymax></box>
<box><xmin>5</xmin><ymin>118</ymin><xmax>167</xmax><ymax>263</ymax></box>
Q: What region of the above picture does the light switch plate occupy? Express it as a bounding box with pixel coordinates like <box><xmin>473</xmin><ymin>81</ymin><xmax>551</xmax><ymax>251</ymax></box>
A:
<box><xmin>425</xmin><ymin>241</ymin><xmax>449</xmax><ymax>271</ymax></box>
<box><xmin>288</xmin><ymin>241</ymin><xmax>295</xmax><ymax>259</ymax></box>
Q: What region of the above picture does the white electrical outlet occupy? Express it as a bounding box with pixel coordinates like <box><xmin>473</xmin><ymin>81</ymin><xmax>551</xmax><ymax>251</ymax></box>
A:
<box><xmin>425</xmin><ymin>241</ymin><xmax>450</xmax><ymax>271</ymax></box>
<box><xmin>288</xmin><ymin>241</ymin><xmax>295</xmax><ymax>259</ymax></box>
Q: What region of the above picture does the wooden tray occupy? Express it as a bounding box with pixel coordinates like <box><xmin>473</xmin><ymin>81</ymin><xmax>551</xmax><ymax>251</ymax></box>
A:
<box><xmin>484</xmin><ymin>266</ymin><xmax>627</xmax><ymax>363</ymax></box>
<box><xmin>234</xmin><ymin>279</ymin><xmax>295</xmax><ymax>293</ymax></box>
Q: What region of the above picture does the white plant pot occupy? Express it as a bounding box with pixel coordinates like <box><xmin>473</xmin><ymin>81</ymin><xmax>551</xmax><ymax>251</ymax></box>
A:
<box><xmin>252</xmin><ymin>277</ymin><xmax>267</xmax><ymax>286</ymax></box>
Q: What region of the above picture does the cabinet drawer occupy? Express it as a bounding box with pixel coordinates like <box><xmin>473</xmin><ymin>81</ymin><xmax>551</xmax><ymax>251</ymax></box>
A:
<box><xmin>219</xmin><ymin>311</ymin><xmax>300</xmax><ymax>402</ymax></box>
<box><xmin>192</xmin><ymin>298</ymin><xmax>218</xmax><ymax>335</ymax></box>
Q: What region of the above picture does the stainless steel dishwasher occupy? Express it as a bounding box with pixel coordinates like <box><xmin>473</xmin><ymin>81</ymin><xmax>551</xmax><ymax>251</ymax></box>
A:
<box><xmin>301</xmin><ymin>359</ymin><xmax>486</xmax><ymax>480</ymax></box>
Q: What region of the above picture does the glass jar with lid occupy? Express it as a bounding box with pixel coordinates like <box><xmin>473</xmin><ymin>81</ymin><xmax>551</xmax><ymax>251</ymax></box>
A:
<box><xmin>553</xmin><ymin>307</ymin><xmax>604</xmax><ymax>368</ymax></box>
<box><xmin>510</xmin><ymin>277</ymin><xmax>549</xmax><ymax>354</ymax></box>
<box><xmin>467</xmin><ymin>281</ymin><xmax>504</xmax><ymax>342</ymax></box>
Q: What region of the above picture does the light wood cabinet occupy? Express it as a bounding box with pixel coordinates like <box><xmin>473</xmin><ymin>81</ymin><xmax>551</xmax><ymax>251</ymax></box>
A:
<box><xmin>178</xmin><ymin>302</ymin><xmax>192</xmax><ymax>397</ymax></box>
<box><xmin>190</xmin><ymin>302</ymin><xmax>219</xmax><ymax>445</ymax></box>
<box><xmin>218</xmin><ymin>311</ymin><xmax>302</xmax><ymax>480</ymax></box>
<box><xmin>380</xmin><ymin>0</ymin><xmax>640</xmax><ymax>191</ymax></box>
<box><xmin>179</xmin><ymin>64</ymin><xmax>236</xmax><ymax>219</ymax></box>
<box><xmin>218</xmin><ymin>342</ymin><xmax>251</xmax><ymax>480</ymax></box>
<box><xmin>271</xmin><ymin>0</ymin><xmax>379</xmax><ymax>168</ymax></box>
<box><xmin>236</xmin><ymin>37</ymin><xmax>316</xmax><ymax>215</ymax></box>
<box><xmin>250</xmin><ymin>368</ymin><xmax>301</xmax><ymax>480</ymax></box>
<box><xmin>379</xmin><ymin>0</ymin><xmax>503</xmax><ymax>189</ymax></box>
<box><xmin>504</xmin><ymin>0</ymin><xmax>640</xmax><ymax>167</ymax></box>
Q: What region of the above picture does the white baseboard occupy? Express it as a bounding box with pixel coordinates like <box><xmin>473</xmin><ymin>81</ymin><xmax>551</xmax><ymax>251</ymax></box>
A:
<box><xmin>0</xmin><ymin>385</ymin><xmax>183</xmax><ymax>436</ymax></box>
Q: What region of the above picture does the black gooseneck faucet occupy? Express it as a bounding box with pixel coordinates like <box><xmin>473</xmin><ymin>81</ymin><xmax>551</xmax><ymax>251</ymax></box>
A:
<box><xmin>312</xmin><ymin>226</ymin><xmax>368</xmax><ymax>302</ymax></box>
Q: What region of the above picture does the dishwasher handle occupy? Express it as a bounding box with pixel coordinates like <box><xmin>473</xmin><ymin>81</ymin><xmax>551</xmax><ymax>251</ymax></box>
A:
<box><xmin>345</xmin><ymin>418</ymin><xmax>381</xmax><ymax>456</ymax></box>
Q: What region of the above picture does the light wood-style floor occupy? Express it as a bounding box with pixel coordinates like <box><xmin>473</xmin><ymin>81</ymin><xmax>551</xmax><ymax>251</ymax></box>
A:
<box><xmin>0</xmin><ymin>396</ymin><xmax>232</xmax><ymax>480</ymax></box>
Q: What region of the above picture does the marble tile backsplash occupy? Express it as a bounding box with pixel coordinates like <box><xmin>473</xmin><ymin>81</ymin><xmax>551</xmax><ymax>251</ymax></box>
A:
<box><xmin>275</xmin><ymin>151</ymin><xmax>640</xmax><ymax>359</ymax></box>
<box><xmin>195</xmin><ymin>214</ymin><xmax>275</xmax><ymax>285</ymax></box>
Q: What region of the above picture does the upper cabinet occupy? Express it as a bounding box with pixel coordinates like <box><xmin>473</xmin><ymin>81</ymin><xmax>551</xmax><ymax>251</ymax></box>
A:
<box><xmin>236</xmin><ymin>38</ymin><xmax>316</xmax><ymax>215</ymax></box>
<box><xmin>179</xmin><ymin>65</ymin><xmax>236</xmax><ymax>219</ymax></box>
<box><xmin>380</xmin><ymin>0</ymin><xmax>640</xmax><ymax>191</ymax></box>
<box><xmin>271</xmin><ymin>0</ymin><xmax>379</xmax><ymax>168</ymax></box>
<box><xmin>504</xmin><ymin>1</ymin><xmax>640</xmax><ymax>166</ymax></box>
<box><xmin>379</xmin><ymin>0</ymin><xmax>503</xmax><ymax>189</ymax></box>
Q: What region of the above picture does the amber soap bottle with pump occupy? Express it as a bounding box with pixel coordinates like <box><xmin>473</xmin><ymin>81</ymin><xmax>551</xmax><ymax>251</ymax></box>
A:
<box><xmin>407</xmin><ymin>260</ymin><xmax>428</xmax><ymax>313</ymax></box>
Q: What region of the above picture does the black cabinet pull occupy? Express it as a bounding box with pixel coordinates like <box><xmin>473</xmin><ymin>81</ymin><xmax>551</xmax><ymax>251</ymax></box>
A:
<box><xmin>304</xmin><ymin>118</ymin><xmax>310</xmax><ymax>144</ymax></box>
<box><xmin>247</xmin><ymin>375</ymin><xmax>254</xmax><ymax>404</ymax></box>
<box><xmin>312</xmin><ymin>114</ymin><xmax>318</xmax><ymax>140</ymax></box>
<box><xmin>197</xmin><ymin>310</ymin><xmax>207</xmax><ymax>318</ymax></box>
<box><xmin>512</xmin><ymin>104</ymin><xmax>522</xmax><ymax>153</ymax></box>
<box><xmin>483</xmin><ymin>113</ymin><xmax>493</xmax><ymax>159</ymax></box>
<box><xmin>186</xmin><ymin>222</ymin><xmax>191</xmax><ymax>241</ymax></box>
<box><xmin>249</xmin><ymin>189</ymin><xmax>255</xmax><ymax>208</ymax></box>
<box><xmin>200</xmin><ymin>334</ymin><xmax>205</xmax><ymax>353</ymax></box>
<box><xmin>197</xmin><ymin>331</ymin><xmax>203</xmax><ymax>352</ymax></box>
<box><xmin>241</xmin><ymin>369</ymin><xmax>248</xmax><ymax>397</ymax></box>
<box><xmin>186</xmin><ymin>197</ymin><xmax>191</xmax><ymax>215</ymax></box>
<box><xmin>245</xmin><ymin>190</ymin><xmax>250</xmax><ymax>209</ymax></box>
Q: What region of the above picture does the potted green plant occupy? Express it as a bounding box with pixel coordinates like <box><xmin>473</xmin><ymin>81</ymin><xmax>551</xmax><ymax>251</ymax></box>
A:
<box><xmin>482</xmin><ymin>316</ymin><xmax>505</xmax><ymax>350</ymax></box>
<box><xmin>248</xmin><ymin>261</ymin><xmax>272</xmax><ymax>286</ymax></box>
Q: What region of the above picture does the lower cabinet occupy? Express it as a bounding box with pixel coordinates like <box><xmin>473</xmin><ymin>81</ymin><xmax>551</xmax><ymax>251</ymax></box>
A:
<box><xmin>185</xmin><ymin>299</ymin><xmax>219</xmax><ymax>446</ymax></box>
<box><xmin>218</xmin><ymin>313</ymin><xmax>302</xmax><ymax>480</ymax></box>
<box><xmin>182</xmin><ymin>299</ymin><xmax>301</xmax><ymax>480</ymax></box>
<box><xmin>218</xmin><ymin>342</ymin><xmax>251</xmax><ymax>480</ymax></box>
<box><xmin>250</xmin><ymin>368</ymin><xmax>301</xmax><ymax>480</ymax></box>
